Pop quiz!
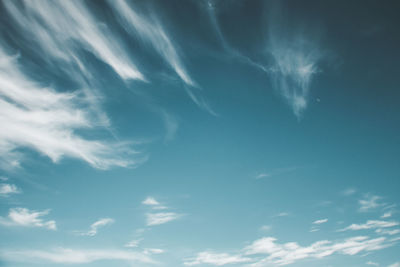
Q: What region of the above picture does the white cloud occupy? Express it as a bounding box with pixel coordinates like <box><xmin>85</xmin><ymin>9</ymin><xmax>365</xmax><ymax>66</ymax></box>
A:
<box><xmin>381</xmin><ymin>212</ymin><xmax>393</xmax><ymax>219</ymax></box>
<box><xmin>266</xmin><ymin>4</ymin><xmax>322</xmax><ymax>119</ymax></box>
<box><xmin>78</xmin><ymin>218</ymin><xmax>114</xmax><ymax>236</ymax></box>
<box><xmin>342</xmin><ymin>188</ymin><xmax>357</xmax><ymax>196</ymax></box>
<box><xmin>184</xmin><ymin>251</ymin><xmax>252</xmax><ymax>266</ymax></box>
<box><xmin>313</xmin><ymin>219</ymin><xmax>328</xmax><ymax>225</ymax></box>
<box><xmin>0</xmin><ymin>47</ymin><xmax>140</xmax><ymax>170</ymax></box>
<box><xmin>187</xmin><ymin>234</ymin><xmax>397</xmax><ymax>266</ymax></box>
<box><xmin>272</xmin><ymin>212</ymin><xmax>289</xmax><ymax>218</ymax></box>
<box><xmin>125</xmin><ymin>239</ymin><xmax>142</xmax><ymax>248</ymax></box>
<box><xmin>359</xmin><ymin>195</ymin><xmax>383</xmax><ymax>212</ymax></box>
<box><xmin>260</xmin><ymin>225</ymin><xmax>272</xmax><ymax>232</ymax></box>
<box><xmin>4</xmin><ymin>0</ymin><xmax>144</xmax><ymax>81</ymax></box>
<box><xmin>143</xmin><ymin>248</ymin><xmax>164</xmax><ymax>255</ymax></box>
<box><xmin>0</xmin><ymin>208</ymin><xmax>56</xmax><ymax>230</ymax></box>
<box><xmin>367</xmin><ymin>261</ymin><xmax>380</xmax><ymax>266</ymax></box>
<box><xmin>339</xmin><ymin>220</ymin><xmax>399</xmax><ymax>231</ymax></box>
<box><xmin>1</xmin><ymin>248</ymin><xmax>155</xmax><ymax>265</ymax></box>
<box><xmin>142</xmin><ymin>197</ymin><xmax>160</xmax><ymax>206</ymax></box>
<box><xmin>388</xmin><ymin>263</ymin><xmax>400</xmax><ymax>267</ymax></box>
<box><xmin>256</xmin><ymin>173</ymin><xmax>270</xmax><ymax>179</ymax></box>
<box><xmin>375</xmin><ymin>228</ymin><xmax>400</xmax><ymax>236</ymax></box>
<box><xmin>0</xmin><ymin>183</ymin><xmax>20</xmax><ymax>196</ymax></box>
<box><xmin>109</xmin><ymin>0</ymin><xmax>194</xmax><ymax>86</ymax></box>
<box><xmin>243</xmin><ymin>236</ymin><xmax>391</xmax><ymax>266</ymax></box>
<box><xmin>146</xmin><ymin>212</ymin><xmax>180</xmax><ymax>226</ymax></box>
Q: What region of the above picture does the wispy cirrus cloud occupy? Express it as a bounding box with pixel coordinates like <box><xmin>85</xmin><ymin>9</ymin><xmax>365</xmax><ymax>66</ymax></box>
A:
<box><xmin>0</xmin><ymin>207</ymin><xmax>56</xmax><ymax>230</ymax></box>
<box><xmin>76</xmin><ymin>218</ymin><xmax>114</xmax><ymax>236</ymax></box>
<box><xmin>0</xmin><ymin>47</ymin><xmax>141</xmax><ymax>170</ymax></box>
<box><xmin>4</xmin><ymin>0</ymin><xmax>144</xmax><ymax>81</ymax></box>
<box><xmin>109</xmin><ymin>0</ymin><xmax>194</xmax><ymax>86</ymax></box>
<box><xmin>0</xmin><ymin>247</ymin><xmax>156</xmax><ymax>265</ymax></box>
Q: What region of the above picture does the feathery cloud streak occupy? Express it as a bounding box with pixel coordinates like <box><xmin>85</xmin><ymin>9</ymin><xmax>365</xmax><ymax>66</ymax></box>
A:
<box><xmin>109</xmin><ymin>0</ymin><xmax>194</xmax><ymax>86</ymax></box>
<box><xmin>78</xmin><ymin>218</ymin><xmax>114</xmax><ymax>236</ymax></box>
<box><xmin>0</xmin><ymin>47</ymin><xmax>137</xmax><ymax>169</ymax></box>
<box><xmin>4</xmin><ymin>0</ymin><xmax>144</xmax><ymax>81</ymax></box>
<box><xmin>186</xmin><ymin>235</ymin><xmax>397</xmax><ymax>266</ymax></box>
<box><xmin>0</xmin><ymin>247</ymin><xmax>155</xmax><ymax>265</ymax></box>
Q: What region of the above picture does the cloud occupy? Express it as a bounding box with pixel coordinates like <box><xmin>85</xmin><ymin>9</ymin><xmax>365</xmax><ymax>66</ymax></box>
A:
<box><xmin>125</xmin><ymin>239</ymin><xmax>142</xmax><ymax>248</ymax></box>
<box><xmin>78</xmin><ymin>218</ymin><xmax>114</xmax><ymax>236</ymax></box>
<box><xmin>4</xmin><ymin>0</ymin><xmax>144</xmax><ymax>81</ymax></box>
<box><xmin>0</xmin><ymin>47</ymin><xmax>141</xmax><ymax>170</ymax></box>
<box><xmin>339</xmin><ymin>220</ymin><xmax>399</xmax><ymax>231</ymax></box>
<box><xmin>0</xmin><ymin>183</ymin><xmax>20</xmax><ymax>196</ymax></box>
<box><xmin>184</xmin><ymin>251</ymin><xmax>252</xmax><ymax>266</ymax></box>
<box><xmin>388</xmin><ymin>263</ymin><xmax>400</xmax><ymax>267</ymax></box>
<box><xmin>0</xmin><ymin>208</ymin><xmax>56</xmax><ymax>230</ymax></box>
<box><xmin>187</xmin><ymin>234</ymin><xmax>397</xmax><ymax>266</ymax></box>
<box><xmin>161</xmin><ymin>111</ymin><xmax>179</xmax><ymax>142</ymax></box>
<box><xmin>108</xmin><ymin>0</ymin><xmax>194</xmax><ymax>86</ymax></box>
<box><xmin>359</xmin><ymin>195</ymin><xmax>383</xmax><ymax>212</ymax></box>
<box><xmin>381</xmin><ymin>212</ymin><xmax>393</xmax><ymax>219</ymax></box>
<box><xmin>266</xmin><ymin>4</ymin><xmax>322</xmax><ymax>119</ymax></box>
<box><xmin>0</xmin><ymin>247</ymin><xmax>156</xmax><ymax>265</ymax></box>
<box><xmin>375</xmin><ymin>228</ymin><xmax>400</xmax><ymax>236</ymax></box>
<box><xmin>243</xmin><ymin>236</ymin><xmax>392</xmax><ymax>266</ymax></box>
<box><xmin>342</xmin><ymin>188</ymin><xmax>357</xmax><ymax>196</ymax></box>
<box><xmin>367</xmin><ymin>261</ymin><xmax>380</xmax><ymax>266</ymax></box>
<box><xmin>142</xmin><ymin>197</ymin><xmax>161</xmax><ymax>206</ymax></box>
<box><xmin>143</xmin><ymin>248</ymin><xmax>164</xmax><ymax>255</ymax></box>
<box><xmin>260</xmin><ymin>225</ymin><xmax>272</xmax><ymax>232</ymax></box>
<box><xmin>272</xmin><ymin>212</ymin><xmax>289</xmax><ymax>218</ymax></box>
<box><xmin>313</xmin><ymin>219</ymin><xmax>328</xmax><ymax>225</ymax></box>
<box><xmin>146</xmin><ymin>212</ymin><xmax>180</xmax><ymax>226</ymax></box>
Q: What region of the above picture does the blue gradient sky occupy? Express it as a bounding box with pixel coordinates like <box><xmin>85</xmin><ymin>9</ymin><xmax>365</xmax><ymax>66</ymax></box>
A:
<box><xmin>0</xmin><ymin>0</ymin><xmax>399</xmax><ymax>266</ymax></box>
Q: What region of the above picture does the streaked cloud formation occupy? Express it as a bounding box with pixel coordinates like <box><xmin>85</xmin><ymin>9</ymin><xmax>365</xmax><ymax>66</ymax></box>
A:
<box><xmin>186</xmin><ymin>235</ymin><xmax>395</xmax><ymax>266</ymax></box>
<box><xmin>0</xmin><ymin>207</ymin><xmax>56</xmax><ymax>230</ymax></box>
<box><xmin>1</xmin><ymin>247</ymin><xmax>155</xmax><ymax>265</ymax></box>
<box><xmin>78</xmin><ymin>218</ymin><xmax>114</xmax><ymax>236</ymax></box>
<box><xmin>339</xmin><ymin>220</ymin><xmax>399</xmax><ymax>231</ymax></box>
<box><xmin>146</xmin><ymin>212</ymin><xmax>180</xmax><ymax>226</ymax></box>
<box><xmin>313</xmin><ymin>218</ymin><xmax>328</xmax><ymax>224</ymax></box>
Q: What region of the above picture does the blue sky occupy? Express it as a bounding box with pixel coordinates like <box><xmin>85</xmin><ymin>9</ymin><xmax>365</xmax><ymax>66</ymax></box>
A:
<box><xmin>0</xmin><ymin>0</ymin><xmax>399</xmax><ymax>266</ymax></box>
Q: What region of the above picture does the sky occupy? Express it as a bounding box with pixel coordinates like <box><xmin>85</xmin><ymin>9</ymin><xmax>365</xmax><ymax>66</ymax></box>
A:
<box><xmin>0</xmin><ymin>0</ymin><xmax>399</xmax><ymax>266</ymax></box>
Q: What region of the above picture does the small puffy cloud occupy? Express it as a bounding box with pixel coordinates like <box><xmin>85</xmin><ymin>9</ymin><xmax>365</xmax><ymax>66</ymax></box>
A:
<box><xmin>79</xmin><ymin>218</ymin><xmax>114</xmax><ymax>236</ymax></box>
<box><xmin>367</xmin><ymin>261</ymin><xmax>379</xmax><ymax>266</ymax></box>
<box><xmin>0</xmin><ymin>207</ymin><xmax>56</xmax><ymax>230</ymax></box>
<box><xmin>388</xmin><ymin>263</ymin><xmax>400</xmax><ymax>267</ymax></box>
<box><xmin>142</xmin><ymin>197</ymin><xmax>160</xmax><ymax>206</ymax></box>
<box><xmin>0</xmin><ymin>183</ymin><xmax>20</xmax><ymax>196</ymax></box>
<box><xmin>146</xmin><ymin>212</ymin><xmax>180</xmax><ymax>226</ymax></box>
<box><xmin>339</xmin><ymin>220</ymin><xmax>399</xmax><ymax>231</ymax></box>
<box><xmin>184</xmin><ymin>251</ymin><xmax>252</xmax><ymax>266</ymax></box>
<box><xmin>313</xmin><ymin>219</ymin><xmax>328</xmax><ymax>225</ymax></box>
